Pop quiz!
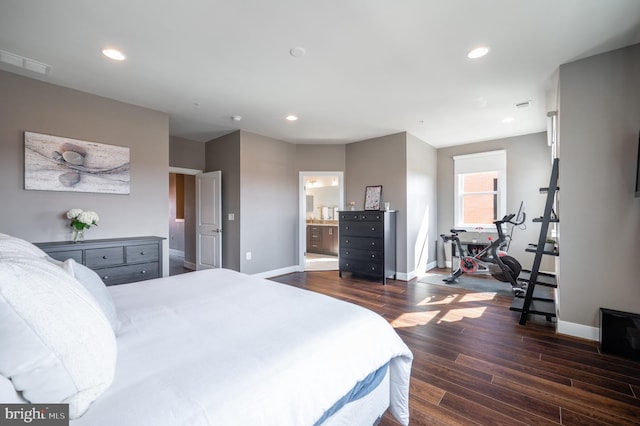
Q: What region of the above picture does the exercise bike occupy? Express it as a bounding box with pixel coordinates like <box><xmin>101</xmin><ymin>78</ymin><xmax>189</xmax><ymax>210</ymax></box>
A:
<box><xmin>440</xmin><ymin>212</ymin><xmax>526</xmax><ymax>295</ymax></box>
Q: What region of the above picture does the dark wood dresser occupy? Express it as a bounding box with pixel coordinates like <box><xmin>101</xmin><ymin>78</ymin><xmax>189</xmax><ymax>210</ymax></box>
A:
<box><xmin>338</xmin><ymin>211</ymin><xmax>396</xmax><ymax>284</ymax></box>
<box><xmin>36</xmin><ymin>236</ymin><xmax>164</xmax><ymax>286</ymax></box>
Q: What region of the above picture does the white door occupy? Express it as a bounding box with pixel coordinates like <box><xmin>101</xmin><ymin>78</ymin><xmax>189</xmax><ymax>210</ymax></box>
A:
<box><xmin>196</xmin><ymin>171</ymin><xmax>222</xmax><ymax>270</ymax></box>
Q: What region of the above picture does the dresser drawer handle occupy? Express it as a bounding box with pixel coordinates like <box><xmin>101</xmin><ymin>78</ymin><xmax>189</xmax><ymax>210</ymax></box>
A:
<box><xmin>371</xmin><ymin>254</ymin><xmax>376</xmax><ymax>258</ymax></box>
<box><xmin>103</xmin><ymin>275</ymin><xmax>109</xmax><ymax>280</ymax></box>
<box><xmin>140</xmin><ymin>251</ymin><xmax>145</xmax><ymax>255</ymax></box>
<box><xmin>102</xmin><ymin>255</ymin><xmax>108</xmax><ymax>259</ymax></box>
<box><xmin>371</xmin><ymin>242</ymin><xmax>376</xmax><ymax>246</ymax></box>
<box><xmin>345</xmin><ymin>239</ymin><xmax>350</xmax><ymax>243</ymax></box>
<box><xmin>345</xmin><ymin>251</ymin><xmax>350</xmax><ymax>255</ymax></box>
<box><xmin>345</xmin><ymin>226</ymin><xmax>350</xmax><ymax>230</ymax></box>
<box><xmin>371</xmin><ymin>227</ymin><xmax>376</xmax><ymax>231</ymax></box>
<box><xmin>140</xmin><ymin>270</ymin><xmax>146</xmax><ymax>274</ymax></box>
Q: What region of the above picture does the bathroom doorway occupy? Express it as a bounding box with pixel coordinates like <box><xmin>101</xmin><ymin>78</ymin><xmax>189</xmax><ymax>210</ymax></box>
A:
<box><xmin>298</xmin><ymin>172</ymin><xmax>344</xmax><ymax>271</ymax></box>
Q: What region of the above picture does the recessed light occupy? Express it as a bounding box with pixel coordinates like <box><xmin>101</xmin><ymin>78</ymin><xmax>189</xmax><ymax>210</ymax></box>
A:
<box><xmin>467</xmin><ymin>46</ymin><xmax>489</xmax><ymax>59</ymax></box>
<box><xmin>502</xmin><ymin>117</ymin><xmax>515</xmax><ymax>123</ymax></box>
<box><xmin>231</xmin><ymin>115</ymin><xmax>242</xmax><ymax>121</ymax></box>
<box><xmin>102</xmin><ymin>48</ymin><xmax>126</xmax><ymax>61</ymax></box>
<box><xmin>286</xmin><ymin>115</ymin><xmax>298</xmax><ymax>121</ymax></box>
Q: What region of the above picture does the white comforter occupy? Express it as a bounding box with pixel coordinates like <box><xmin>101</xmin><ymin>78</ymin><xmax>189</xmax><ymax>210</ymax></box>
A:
<box><xmin>71</xmin><ymin>269</ymin><xmax>413</xmax><ymax>426</ymax></box>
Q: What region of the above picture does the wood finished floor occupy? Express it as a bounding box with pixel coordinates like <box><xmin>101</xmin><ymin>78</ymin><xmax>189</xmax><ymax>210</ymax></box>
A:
<box><xmin>270</xmin><ymin>271</ymin><xmax>640</xmax><ymax>425</ymax></box>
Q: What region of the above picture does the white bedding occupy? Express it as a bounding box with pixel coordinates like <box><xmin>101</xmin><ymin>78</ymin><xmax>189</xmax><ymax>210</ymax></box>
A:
<box><xmin>71</xmin><ymin>269</ymin><xmax>413</xmax><ymax>425</ymax></box>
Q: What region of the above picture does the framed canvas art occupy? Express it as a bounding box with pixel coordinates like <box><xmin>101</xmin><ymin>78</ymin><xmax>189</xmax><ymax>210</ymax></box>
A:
<box><xmin>364</xmin><ymin>185</ymin><xmax>382</xmax><ymax>210</ymax></box>
<box><xmin>24</xmin><ymin>132</ymin><xmax>130</xmax><ymax>194</ymax></box>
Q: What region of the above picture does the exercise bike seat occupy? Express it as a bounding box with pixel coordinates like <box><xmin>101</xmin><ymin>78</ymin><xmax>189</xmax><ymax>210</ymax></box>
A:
<box><xmin>450</xmin><ymin>228</ymin><xmax>467</xmax><ymax>234</ymax></box>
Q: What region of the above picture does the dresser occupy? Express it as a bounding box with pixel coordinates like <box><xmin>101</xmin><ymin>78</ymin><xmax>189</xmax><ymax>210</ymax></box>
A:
<box><xmin>36</xmin><ymin>236</ymin><xmax>164</xmax><ymax>286</ymax></box>
<box><xmin>338</xmin><ymin>211</ymin><xmax>396</xmax><ymax>284</ymax></box>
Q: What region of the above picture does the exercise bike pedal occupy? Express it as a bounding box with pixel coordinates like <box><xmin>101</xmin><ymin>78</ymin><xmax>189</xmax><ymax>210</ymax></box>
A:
<box><xmin>442</xmin><ymin>276</ymin><xmax>459</xmax><ymax>284</ymax></box>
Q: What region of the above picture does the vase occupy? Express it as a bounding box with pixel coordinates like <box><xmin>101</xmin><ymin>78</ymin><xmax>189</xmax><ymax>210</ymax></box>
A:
<box><xmin>73</xmin><ymin>228</ymin><xmax>85</xmax><ymax>243</ymax></box>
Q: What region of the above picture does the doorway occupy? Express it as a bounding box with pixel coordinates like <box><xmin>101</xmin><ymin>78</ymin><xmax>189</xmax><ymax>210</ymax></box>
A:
<box><xmin>168</xmin><ymin>167</ymin><xmax>203</xmax><ymax>275</ymax></box>
<box><xmin>299</xmin><ymin>172</ymin><xmax>344</xmax><ymax>271</ymax></box>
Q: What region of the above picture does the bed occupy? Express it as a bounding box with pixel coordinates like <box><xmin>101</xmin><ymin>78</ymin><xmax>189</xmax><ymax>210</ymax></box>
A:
<box><xmin>0</xmin><ymin>233</ymin><xmax>412</xmax><ymax>425</ymax></box>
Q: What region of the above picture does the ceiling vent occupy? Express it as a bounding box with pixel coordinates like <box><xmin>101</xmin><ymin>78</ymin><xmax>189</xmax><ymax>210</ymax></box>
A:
<box><xmin>0</xmin><ymin>50</ymin><xmax>51</xmax><ymax>75</ymax></box>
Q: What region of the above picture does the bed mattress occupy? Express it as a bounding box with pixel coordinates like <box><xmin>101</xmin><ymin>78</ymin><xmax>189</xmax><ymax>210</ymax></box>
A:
<box><xmin>69</xmin><ymin>268</ymin><xmax>413</xmax><ymax>425</ymax></box>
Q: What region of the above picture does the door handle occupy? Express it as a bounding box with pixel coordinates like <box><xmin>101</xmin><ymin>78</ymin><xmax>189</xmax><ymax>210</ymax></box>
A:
<box><xmin>212</xmin><ymin>229</ymin><xmax>222</xmax><ymax>233</ymax></box>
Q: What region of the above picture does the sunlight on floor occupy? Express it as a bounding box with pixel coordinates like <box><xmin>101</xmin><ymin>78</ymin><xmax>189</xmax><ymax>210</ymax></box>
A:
<box><xmin>392</xmin><ymin>290</ymin><xmax>490</xmax><ymax>328</ymax></box>
<box><xmin>416</xmin><ymin>294</ymin><xmax>459</xmax><ymax>306</ymax></box>
<box><xmin>391</xmin><ymin>310</ymin><xmax>441</xmax><ymax>327</ymax></box>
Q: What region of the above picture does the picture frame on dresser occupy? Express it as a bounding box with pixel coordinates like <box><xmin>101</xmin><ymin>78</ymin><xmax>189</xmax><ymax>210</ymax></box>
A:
<box><xmin>364</xmin><ymin>185</ymin><xmax>382</xmax><ymax>211</ymax></box>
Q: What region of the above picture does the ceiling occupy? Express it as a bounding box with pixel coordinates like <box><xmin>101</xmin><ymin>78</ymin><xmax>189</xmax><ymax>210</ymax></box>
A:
<box><xmin>1</xmin><ymin>1</ymin><xmax>639</xmax><ymax>148</ymax></box>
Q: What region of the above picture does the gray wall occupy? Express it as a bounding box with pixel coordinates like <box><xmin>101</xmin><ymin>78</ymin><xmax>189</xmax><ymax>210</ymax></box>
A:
<box><xmin>240</xmin><ymin>131</ymin><xmax>297</xmax><ymax>274</ymax></box>
<box><xmin>169</xmin><ymin>135</ymin><xmax>205</xmax><ymax>171</ymax></box>
<box><xmin>437</xmin><ymin>132</ymin><xmax>553</xmax><ymax>272</ymax></box>
<box><xmin>558</xmin><ymin>43</ymin><xmax>640</xmax><ymax>331</ymax></box>
<box><xmin>205</xmin><ymin>131</ymin><xmax>241</xmax><ymax>271</ymax></box>
<box><xmin>0</xmin><ymin>70</ymin><xmax>170</xmax><ymax>275</ymax></box>
<box><xmin>346</xmin><ymin>133</ymin><xmax>410</xmax><ymax>275</ymax></box>
<box><xmin>295</xmin><ymin>144</ymin><xmax>346</xmax><ymax>171</ymax></box>
<box><xmin>407</xmin><ymin>133</ymin><xmax>438</xmax><ymax>274</ymax></box>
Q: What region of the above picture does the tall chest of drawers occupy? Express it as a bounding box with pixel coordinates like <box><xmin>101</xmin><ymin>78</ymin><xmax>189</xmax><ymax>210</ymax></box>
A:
<box><xmin>35</xmin><ymin>236</ymin><xmax>164</xmax><ymax>286</ymax></box>
<box><xmin>338</xmin><ymin>211</ymin><xmax>396</xmax><ymax>284</ymax></box>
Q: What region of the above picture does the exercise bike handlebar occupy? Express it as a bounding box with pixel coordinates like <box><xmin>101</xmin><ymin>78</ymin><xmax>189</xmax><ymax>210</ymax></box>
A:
<box><xmin>495</xmin><ymin>212</ymin><xmax>526</xmax><ymax>226</ymax></box>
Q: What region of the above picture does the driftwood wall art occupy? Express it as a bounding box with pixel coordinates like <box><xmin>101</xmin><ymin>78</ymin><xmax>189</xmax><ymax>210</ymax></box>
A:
<box><xmin>24</xmin><ymin>132</ymin><xmax>130</xmax><ymax>194</ymax></box>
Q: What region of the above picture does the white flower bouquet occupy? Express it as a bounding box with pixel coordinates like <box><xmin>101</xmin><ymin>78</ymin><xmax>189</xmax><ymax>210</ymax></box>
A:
<box><xmin>66</xmin><ymin>209</ymin><xmax>99</xmax><ymax>242</ymax></box>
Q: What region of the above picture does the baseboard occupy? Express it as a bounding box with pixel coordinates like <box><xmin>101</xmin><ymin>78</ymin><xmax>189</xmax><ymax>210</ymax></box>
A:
<box><xmin>425</xmin><ymin>261</ymin><xmax>438</xmax><ymax>271</ymax></box>
<box><xmin>396</xmin><ymin>272</ymin><xmax>412</xmax><ymax>281</ymax></box>
<box><xmin>557</xmin><ymin>320</ymin><xmax>599</xmax><ymax>342</ymax></box>
<box><xmin>183</xmin><ymin>261</ymin><xmax>196</xmax><ymax>270</ymax></box>
<box><xmin>252</xmin><ymin>265</ymin><xmax>299</xmax><ymax>279</ymax></box>
<box><xmin>169</xmin><ymin>249</ymin><xmax>185</xmax><ymax>257</ymax></box>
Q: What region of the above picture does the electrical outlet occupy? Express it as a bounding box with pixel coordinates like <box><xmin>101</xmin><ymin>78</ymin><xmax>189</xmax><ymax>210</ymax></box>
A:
<box><xmin>228</xmin><ymin>213</ymin><xmax>235</xmax><ymax>221</ymax></box>
<box><xmin>246</xmin><ymin>251</ymin><xmax>252</xmax><ymax>260</ymax></box>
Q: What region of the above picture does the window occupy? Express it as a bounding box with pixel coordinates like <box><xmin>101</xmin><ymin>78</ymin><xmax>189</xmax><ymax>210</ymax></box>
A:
<box><xmin>454</xmin><ymin>150</ymin><xmax>506</xmax><ymax>229</ymax></box>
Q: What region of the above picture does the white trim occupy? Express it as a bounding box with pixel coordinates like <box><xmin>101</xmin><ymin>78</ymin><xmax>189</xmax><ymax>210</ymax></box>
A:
<box><xmin>557</xmin><ymin>320</ymin><xmax>599</xmax><ymax>342</ymax></box>
<box><xmin>396</xmin><ymin>272</ymin><xmax>413</xmax><ymax>282</ymax></box>
<box><xmin>169</xmin><ymin>166</ymin><xmax>203</xmax><ymax>175</ymax></box>
<box><xmin>252</xmin><ymin>265</ymin><xmax>299</xmax><ymax>279</ymax></box>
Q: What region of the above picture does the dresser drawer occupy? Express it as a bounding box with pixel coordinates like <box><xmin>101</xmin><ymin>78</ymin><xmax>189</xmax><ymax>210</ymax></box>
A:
<box><xmin>96</xmin><ymin>262</ymin><xmax>160</xmax><ymax>286</ymax></box>
<box><xmin>339</xmin><ymin>259</ymin><xmax>382</xmax><ymax>275</ymax></box>
<box><xmin>340</xmin><ymin>236</ymin><xmax>382</xmax><ymax>250</ymax></box>
<box><xmin>358</xmin><ymin>212</ymin><xmax>384</xmax><ymax>222</ymax></box>
<box><xmin>340</xmin><ymin>247</ymin><xmax>381</xmax><ymax>262</ymax></box>
<box><xmin>339</xmin><ymin>212</ymin><xmax>362</xmax><ymax>221</ymax></box>
<box><xmin>47</xmin><ymin>249</ymin><xmax>83</xmax><ymax>264</ymax></box>
<box><xmin>340</xmin><ymin>221</ymin><xmax>383</xmax><ymax>237</ymax></box>
<box><xmin>126</xmin><ymin>244</ymin><xmax>159</xmax><ymax>264</ymax></box>
<box><xmin>36</xmin><ymin>236</ymin><xmax>164</xmax><ymax>285</ymax></box>
<box><xmin>85</xmin><ymin>247</ymin><xmax>124</xmax><ymax>268</ymax></box>
<box><xmin>338</xmin><ymin>212</ymin><xmax>384</xmax><ymax>222</ymax></box>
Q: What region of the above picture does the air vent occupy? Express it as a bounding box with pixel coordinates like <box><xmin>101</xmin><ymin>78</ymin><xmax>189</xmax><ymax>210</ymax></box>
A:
<box><xmin>0</xmin><ymin>50</ymin><xmax>51</xmax><ymax>75</ymax></box>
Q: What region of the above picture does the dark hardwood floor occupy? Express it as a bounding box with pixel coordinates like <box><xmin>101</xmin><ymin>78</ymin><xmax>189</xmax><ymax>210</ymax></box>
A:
<box><xmin>271</xmin><ymin>271</ymin><xmax>640</xmax><ymax>425</ymax></box>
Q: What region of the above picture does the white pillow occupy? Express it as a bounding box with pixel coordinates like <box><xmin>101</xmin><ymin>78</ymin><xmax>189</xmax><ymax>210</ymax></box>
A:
<box><xmin>0</xmin><ymin>375</ymin><xmax>25</xmax><ymax>403</ymax></box>
<box><xmin>61</xmin><ymin>259</ymin><xmax>120</xmax><ymax>333</ymax></box>
<box><xmin>0</xmin><ymin>252</ymin><xmax>116</xmax><ymax>419</ymax></box>
<box><xmin>0</xmin><ymin>232</ymin><xmax>48</xmax><ymax>258</ymax></box>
